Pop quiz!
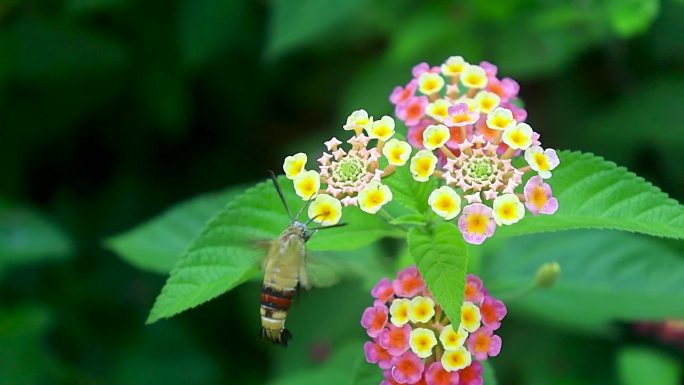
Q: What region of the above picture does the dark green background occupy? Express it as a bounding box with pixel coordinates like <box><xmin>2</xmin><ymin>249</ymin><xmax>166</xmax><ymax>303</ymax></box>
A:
<box><xmin>1</xmin><ymin>0</ymin><xmax>683</xmax><ymax>384</ymax></box>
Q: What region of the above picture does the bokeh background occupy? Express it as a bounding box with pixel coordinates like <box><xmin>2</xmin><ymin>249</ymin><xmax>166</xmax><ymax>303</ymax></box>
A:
<box><xmin>2</xmin><ymin>0</ymin><xmax>684</xmax><ymax>384</ymax></box>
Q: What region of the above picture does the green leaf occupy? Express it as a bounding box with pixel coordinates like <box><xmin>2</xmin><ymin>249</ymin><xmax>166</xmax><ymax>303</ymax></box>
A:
<box><xmin>607</xmin><ymin>0</ymin><xmax>660</xmax><ymax>37</ymax></box>
<box><xmin>147</xmin><ymin>177</ymin><xmax>395</xmax><ymax>323</ymax></box>
<box><xmin>482</xmin><ymin>230</ymin><xmax>684</xmax><ymax>333</ymax></box>
<box><xmin>389</xmin><ymin>213</ymin><xmax>425</xmax><ymax>226</ymax></box>
<box><xmin>408</xmin><ymin>223</ymin><xmax>468</xmax><ymax>329</ymax></box>
<box><xmin>482</xmin><ymin>360</ymin><xmax>498</xmax><ymax>385</ymax></box>
<box><xmin>618</xmin><ymin>347</ymin><xmax>682</xmax><ymax>385</ymax></box>
<box><xmin>385</xmin><ymin>165</ymin><xmax>437</xmax><ymax>214</ymax></box>
<box><xmin>266</xmin><ymin>0</ymin><xmax>369</xmax><ymax>58</ymax></box>
<box><xmin>107</xmin><ymin>187</ymin><xmax>244</xmax><ymax>274</ymax></box>
<box><xmin>496</xmin><ymin>151</ymin><xmax>684</xmax><ymax>239</ymax></box>
<box><xmin>351</xmin><ymin>347</ymin><xmax>383</xmax><ymax>385</ymax></box>
<box><xmin>0</xmin><ymin>201</ymin><xmax>72</xmax><ymax>274</ymax></box>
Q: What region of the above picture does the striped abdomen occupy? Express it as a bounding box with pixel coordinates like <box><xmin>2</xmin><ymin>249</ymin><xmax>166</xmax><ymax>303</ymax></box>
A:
<box><xmin>260</xmin><ymin>285</ymin><xmax>296</xmax><ymax>345</ymax></box>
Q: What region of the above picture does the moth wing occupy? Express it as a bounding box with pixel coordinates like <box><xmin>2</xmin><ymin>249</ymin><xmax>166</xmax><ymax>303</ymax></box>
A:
<box><xmin>253</xmin><ymin>239</ymin><xmax>276</xmax><ymax>270</ymax></box>
<box><xmin>304</xmin><ymin>254</ymin><xmax>342</xmax><ymax>289</ymax></box>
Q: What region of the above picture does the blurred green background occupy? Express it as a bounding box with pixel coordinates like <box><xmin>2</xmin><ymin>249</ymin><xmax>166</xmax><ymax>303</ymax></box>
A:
<box><xmin>1</xmin><ymin>0</ymin><xmax>684</xmax><ymax>384</ymax></box>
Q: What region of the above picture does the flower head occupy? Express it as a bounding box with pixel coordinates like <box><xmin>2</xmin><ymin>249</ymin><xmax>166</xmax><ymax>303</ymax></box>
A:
<box><xmin>464</xmin><ymin>275</ymin><xmax>485</xmax><ymax>304</ymax></box>
<box><xmin>385</xmin><ymin>55</ymin><xmax>560</xmax><ymax>244</ymax></box>
<box><xmin>363</xmin><ymin>268</ymin><xmax>505</xmax><ymax>383</ymax></box>
<box><xmin>524</xmin><ymin>176</ymin><xmax>558</xmax><ymax>215</ymax></box>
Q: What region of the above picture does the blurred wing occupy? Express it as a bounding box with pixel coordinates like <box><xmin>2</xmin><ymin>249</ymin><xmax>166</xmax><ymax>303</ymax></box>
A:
<box><xmin>253</xmin><ymin>239</ymin><xmax>275</xmax><ymax>270</ymax></box>
<box><xmin>305</xmin><ymin>255</ymin><xmax>342</xmax><ymax>289</ymax></box>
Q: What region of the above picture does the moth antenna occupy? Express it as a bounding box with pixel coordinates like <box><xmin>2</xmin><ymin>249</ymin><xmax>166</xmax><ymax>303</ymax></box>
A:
<box><xmin>293</xmin><ymin>194</ymin><xmax>315</xmax><ymax>222</ymax></box>
<box><xmin>305</xmin><ymin>212</ymin><xmax>325</xmax><ymax>225</ymax></box>
<box><xmin>268</xmin><ymin>170</ymin><xmax>293</xmax><ymax>220</ymax></box>
<box><xmin>308</xmin><ymin>223</ymin><xmax>348</xmax><ymax>232</ymax></box>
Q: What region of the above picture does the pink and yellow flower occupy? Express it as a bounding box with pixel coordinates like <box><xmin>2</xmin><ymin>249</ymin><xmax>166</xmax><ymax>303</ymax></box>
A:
<box><xmin>362</xmin><ymin>304</ymin><xmax>389</xmax><ymax>338</ymax></box>
<box><xmin>467</xmin><ymin>327</ymin><xmax>502</xmax><ymax>361</ymax></box>
<box><xmin>391</xmin><ymin>351</ymin><xmax>425</xmax><ymax>384</ymax></box>
<box><xmin>380</xmin><ymin>324</ymin><xmax>412</xmax><ymax>356</ymax></box>
<box><xmin>372</xmin><ymin>278</ymin><xmax>396</xmax><ymax>303</ymax></box>
<box><xmin>464</xmin><ymin>274</ymin><xmax>485</xmax><ymax>304</ymax></box>
<box><xmin>524</xmin><ymin>176</ymin><xmax>558</xmax><ymax>215</ymax></box>
<box><xmin>365</xmin><ymin>341</ymin><xmax>393</xmax><ymax>369</ymax></box>
<box><xmin>397</xmin><ymin>96</ymin><xmax>430</xmax><ymax>126</ymax></box>
<box><xmin>457</xmin><ymin>203</ymin><xmax>496</xmax><ymax>245</ymax></box>
<box><xmin>480</xmin><ymin>296</ymin><xmax>507</xmax><ymax>330</ymax></box>
<box><xmin>392</xmin><ymin>266</ymin><xmax>427</xmax><ymax>298</ymax></box>
<box><xmin>524</xmin><ymin>146</ymin><xmax>560</xmax><ymax>179</ymax></box>
<box><xmin>362</xmin><ymin>268</ymin><xmax>505</xmax><ymax>383</ymax></box>
<box><xmin>425</xmin><ymin>362</ymin><xmax>459</xmax><ymax>385</ymax></box>
<box><xmin>492</xmin><ymin>194</ymin><xmax>525</xmax><ymax>226</ymax></box>
<box><xmin>444</xmin><ymin>102</ymin><xmax>479</xmax><ymax>127</ymax></box>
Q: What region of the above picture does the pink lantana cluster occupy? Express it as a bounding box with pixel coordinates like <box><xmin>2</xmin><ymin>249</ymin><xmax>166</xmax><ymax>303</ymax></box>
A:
<box><xmin>389</xmin><ymin>56</ymin><xmax>560</xmax><ymax>244</ymax></box>
<box><xmin>361</xmin><ymin>266</ymin><xmax>507</xmax><ymax>385</ymax></box>
<box><xmin>635</xmin><ymin>319</ymin><xmax>684</xmax><ymax>347</ymax></box>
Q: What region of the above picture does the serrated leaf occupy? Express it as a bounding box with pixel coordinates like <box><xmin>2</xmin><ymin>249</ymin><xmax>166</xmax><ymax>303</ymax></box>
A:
<box><xmin>618</xmin><ymin>348</ymin><xmax>682</xmax><ymax>385</ymax></box>
<box><xmin>266</xmin><ymin>0</ymin><xmax>368</xmax><ymax>58</ymax></box>
<box><xmin>147</xmin><ymin>177</ymin><xmax>395</xmax><ymax>323</ymax></box>
<box><xmin>385</xmin><ymin>165</ymin><xmax>437</xmax><ymax>214</ymax></box>
<box><xmin>408</xmin><ymin>223</ymin><xmax>468</xmax><ymax>329</ymax></box>
<box><xmin>0</xmin><ymin>201</ymin><xmax>72</xmax><ymax>272</ymax></box>
<box><xmin>496</xmin><ymin>151</ymin><xmax>684</xmax><ymax>239</ymax></box>
<box><xmin>482</xmin><ymin>230</ymin><xmax>684</xmax><ymax>333</ymax></box>
<box><xmin>107</xmin><ymin>187</ymin><xmax>245</xmax><ymax>274</ymax></box>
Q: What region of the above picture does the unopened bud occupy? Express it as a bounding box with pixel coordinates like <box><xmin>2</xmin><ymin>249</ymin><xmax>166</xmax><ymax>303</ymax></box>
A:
<box><xmin>535</xmin><ymin>262</ymin><xmax>560</xmax><ymax>288</ymax></box>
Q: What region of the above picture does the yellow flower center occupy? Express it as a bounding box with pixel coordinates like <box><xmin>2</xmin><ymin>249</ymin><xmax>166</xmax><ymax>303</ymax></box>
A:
<box><xmin>534</xmin><ymin>153</ymin><xmax>550</xmax><ymax>171</ymax></box>
<box><xmin>428</xmin><ymin>132</ymin><xmax>446</xmax><ymax>147</ymax></box>
<box><xmin>467</xmin><ymin>214</ymin><xmax>487</xmax><ymax>234</ymax></box>
<box><xmin>511</xmin><ymin>131</ymin><xmax>525</xmax><ymax>146</ymax></box>
<box><xmin>434</xmin><ymin>105</ymin><xmax>448</xmax><ymax>117</ymax></box>
<box><xmin>531</xmin><ymin>186</ymin><xmax>548</xmax><ymax>209</ymax></box>
<box><xmin>500</xmin><ymin>202</ymin><xmax>516</xmax><ymax>220</ymax></box>
<box><xmin>375</xmin><ymin>125</ymin><xmax>390</xmax><ymax>138</ymax></box>
<box><xmin>424</xmin><ymin>79</ymin><xmax>439</xmax><ymax>92</ymax></box>
<box><xmin>391</xmin><ymin>147</ymin><xmax>404</xmax><ymax>163</ymax></box>
<box><xmin>416</xmin><ymin>158</ymin><xmax>432</xmax><ymax>173</ymax></box>
<box><xmin>436</xmin><ymin>195</ymin><xmax>455</xmax><ymax>212</ymax></box>
<box><xmin>466</xmin><ymin>74</ymin><xmax>481</xmax><ymax>86</ymax></box>
<box><xmin>493</xmin><ymin>116</ymin><xmax>509</xmax><ymax>129</ymax></box>
<box><xmin>366</xmin><ymin>190</ymin><xmax>385</xmax><ymax>206</ymax></box>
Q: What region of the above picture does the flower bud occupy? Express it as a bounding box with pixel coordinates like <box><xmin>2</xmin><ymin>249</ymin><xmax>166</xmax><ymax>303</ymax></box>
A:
<box><xmin>536</xmin><ymin>262</ymin><xmax>561</xmax><ymax>288</ymax></box>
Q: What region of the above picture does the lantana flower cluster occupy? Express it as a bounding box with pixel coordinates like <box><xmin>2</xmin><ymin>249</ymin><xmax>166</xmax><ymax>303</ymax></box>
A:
<box><xmin>361</xmin><ymin>266</ymin><xmax>507</xmax><ymax>385</ymax></box>
<box><xmin>283</xmin><ymin>112</ymin><xmax>411</xmax><ymax>226</ymax></box>
<box><xmin>390</xmin><ymin>56</ymin><xmax>560</xmax><ymax>244</ymax></box>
